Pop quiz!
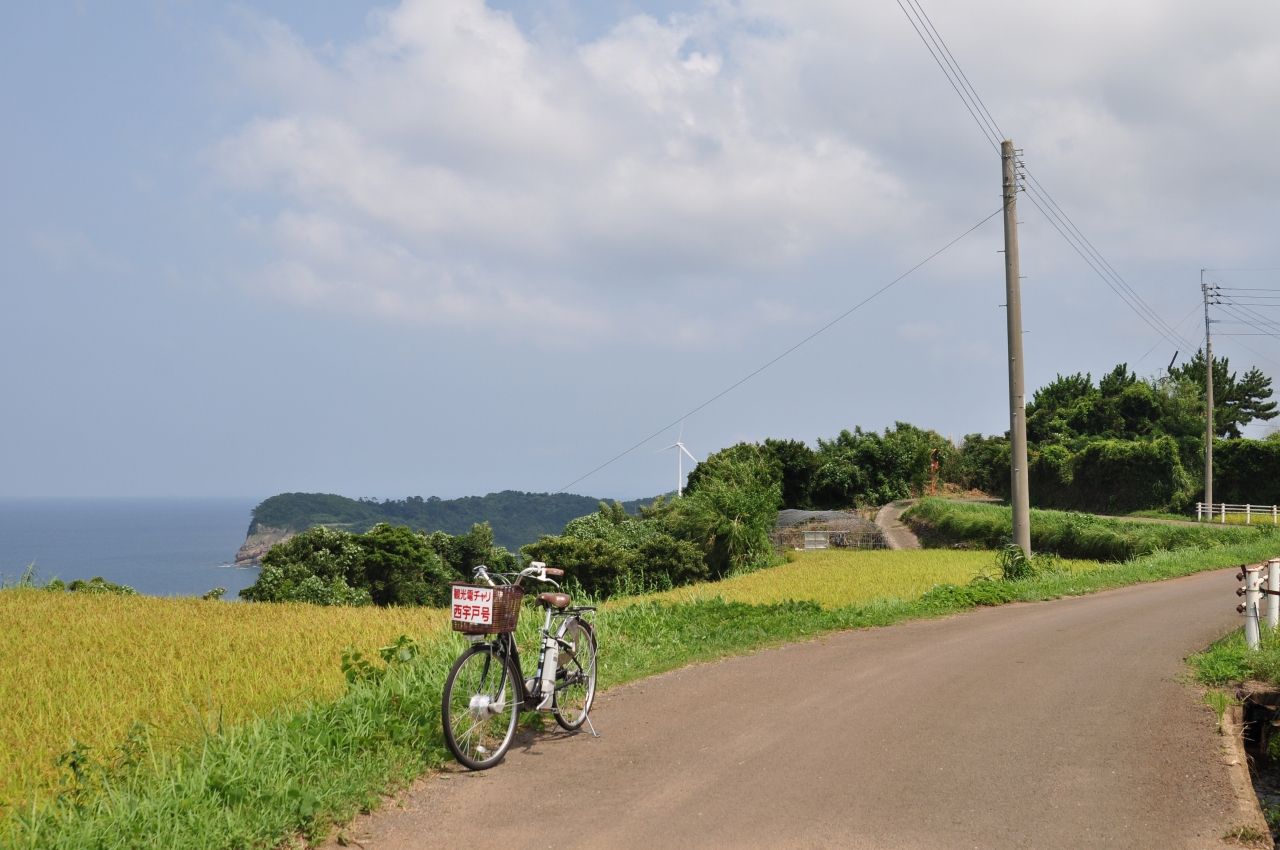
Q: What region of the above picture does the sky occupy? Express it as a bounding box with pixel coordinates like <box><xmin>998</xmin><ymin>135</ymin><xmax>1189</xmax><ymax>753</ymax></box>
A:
<box><xmin>4</xmin><ymin>0</ymin><xmax>1280</xmax><ymax>501</ymax></box>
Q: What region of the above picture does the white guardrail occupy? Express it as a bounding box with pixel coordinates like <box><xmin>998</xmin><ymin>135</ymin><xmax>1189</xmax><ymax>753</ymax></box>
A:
<box><xmin>1238</xmin><ymin>559</ymin><xmax>1280</xmax><ymax>649</ymax></box>
<box><xmin>1197</xmin><ymin>502</ymin><xmax>1280</xmax><ymax>523</ymax></box>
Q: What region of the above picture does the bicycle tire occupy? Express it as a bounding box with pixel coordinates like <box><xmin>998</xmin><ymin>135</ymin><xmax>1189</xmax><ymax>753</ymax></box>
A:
<box><xmin>442</xmin><ymin>644</ymin><xmax>521</xmax><ymax>770</ymax></box>
<box><xmin>553</xmin><ymin>618</ymin><xmax>597</xmax><ymax>731</ymax></box>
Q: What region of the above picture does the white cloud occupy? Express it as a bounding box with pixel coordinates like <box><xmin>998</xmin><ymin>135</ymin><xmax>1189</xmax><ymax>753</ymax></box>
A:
<box><xmin>216</xmin><ymin>0</ymin><xmax>1280</xmax><ymax>344</ymax></box>
<box><xmin>217</xmin><ymin>0</ymin><xmax>912</xmax><ymax>340</ymax></box>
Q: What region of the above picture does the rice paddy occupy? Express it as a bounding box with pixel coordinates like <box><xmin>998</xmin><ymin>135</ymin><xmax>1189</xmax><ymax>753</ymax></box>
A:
<box><xmin>645</xmin><ymin>548</ymin><xmax>1104</xmax><ymax>609</ymax></box>
<box><xmin>0</xmin><ymin>590</ymin><xmax>448</xmax><ymax>807</ymax></box>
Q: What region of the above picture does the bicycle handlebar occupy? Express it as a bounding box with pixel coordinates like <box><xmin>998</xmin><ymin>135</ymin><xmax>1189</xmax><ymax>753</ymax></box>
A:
<box><xmin>472</xmin><ymin>561</ymin><xmax>563</xmax><ymax>588</ymax></box>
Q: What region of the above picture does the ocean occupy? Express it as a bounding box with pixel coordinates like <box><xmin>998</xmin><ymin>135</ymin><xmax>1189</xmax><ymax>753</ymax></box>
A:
<box><xmin>0</xmin><ymin>498</ymin><xmax>261</xmax><ymax>598</ymax></box>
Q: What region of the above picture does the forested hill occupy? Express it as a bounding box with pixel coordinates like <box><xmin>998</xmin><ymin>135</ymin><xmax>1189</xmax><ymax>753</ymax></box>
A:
<box><xmin>248</xmin><ymin>491</ymin><xmax>662</xmax><ymax>552</ymax></box>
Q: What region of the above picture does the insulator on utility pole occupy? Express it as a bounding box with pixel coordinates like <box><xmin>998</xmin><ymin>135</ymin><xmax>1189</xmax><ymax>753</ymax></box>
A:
<box><xmin>1002</xmin><ymin>140</ymin><xmax>1031</xmax><ymax>557</ymax></box>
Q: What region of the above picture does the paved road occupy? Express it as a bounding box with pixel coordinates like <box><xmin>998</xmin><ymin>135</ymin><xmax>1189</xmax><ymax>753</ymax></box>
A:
<box><xmin>338</xmin><ymin>570</ymin><xmax>1251</xmax><ymax>849</ymax></box>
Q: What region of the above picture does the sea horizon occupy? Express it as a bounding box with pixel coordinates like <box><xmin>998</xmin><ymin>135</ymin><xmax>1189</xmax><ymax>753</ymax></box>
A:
<box><xmin>0</xmin><ymin>497</ymin><xmax>262</xmax><ymax>599</ymax></box>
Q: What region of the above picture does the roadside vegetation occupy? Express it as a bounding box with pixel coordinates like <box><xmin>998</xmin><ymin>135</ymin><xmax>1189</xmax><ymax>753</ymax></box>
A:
<box><xmin>905</xmin><ymin>496</ymin><xmax>1268</xmax><ymax>561</ymax></box>
<box><xmin>7</xmin><ymin>531</ymin><xmax>1277</xmax><ymax>848</ymax></box>
<box><xmin>1188</xmin><ymin>627</ymin><xmax>1280</xmax><ymax>690</ymax></box>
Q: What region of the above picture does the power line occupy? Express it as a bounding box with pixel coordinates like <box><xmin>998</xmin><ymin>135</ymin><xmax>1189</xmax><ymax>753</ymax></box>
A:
<box><xmin>1134</xmin><ymin>299</ymin><xmax>1202</xmax><ymax>366</ymax></box>
<box><xmin>894</xmin><ymin>0</ymin><xmax>1194</xmax><ymax>353</ymax></box>
<box><xmin>1217</xmin><ymin>335</ymin><xmax>1280</xmax><ymax>372</ymax></box>
<box><xmin>556</xmin><ymin>206</ymin><xmax>1004</xmax><ymax>493</ymax></box>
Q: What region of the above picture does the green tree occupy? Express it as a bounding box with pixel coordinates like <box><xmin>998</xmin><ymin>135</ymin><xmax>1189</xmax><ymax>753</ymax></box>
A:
<box><xmin>428</xmin><ymin>522</ymin><xmax>517</xmax><ymax>578</ymax></box>
<box><xmin>240</xmin><ymin>526</ymin><xmax>371</xmax><ymax>606</ymax></box>
<box><xmin>672</xmin><ymin>453</ymin><xmax>781</xmax><ymax>577</ymax></box>
<box><xmin>1171</xmin><ymin>350</ymin><xmax>1278</xmax><ymax>439</ymax></box>
<box><xmin>358</xmin><ymin>523</ymin><xmax>456</xmax><ymax>607</ymax></box>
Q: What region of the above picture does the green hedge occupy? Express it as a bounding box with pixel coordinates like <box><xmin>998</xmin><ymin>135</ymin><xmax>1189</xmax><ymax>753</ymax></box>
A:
<box><xmin>905</xmin><ymin>497</ymin><xmax>1264</xmax><ymax>561</ymax></box>
<box><xmin>1028</xmin><ymin>437</ymin><xmax>1193</xmax><ymax>514</ymax></box>
<box><xmin>1213</xmin><ymin>439</ymin><xmax>1280</xmax><ymax>506</ymax></box>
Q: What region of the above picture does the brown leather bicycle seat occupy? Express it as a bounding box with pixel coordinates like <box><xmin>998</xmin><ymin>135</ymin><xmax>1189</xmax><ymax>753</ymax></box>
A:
<box><xmin>537</xmin><ymin>592</ymin><xmax>571</xmax><ymax>609</ymax></box>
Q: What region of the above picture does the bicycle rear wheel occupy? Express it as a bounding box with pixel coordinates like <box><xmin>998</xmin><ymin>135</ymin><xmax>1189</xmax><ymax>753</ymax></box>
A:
<box><xmin>554</xmin><ymin>618</ymin><xmax>597</xmax><ymax>731</ymax></box>
<box><xmin>442</xmin><ymin>643</ymin><xmax>520</xmax><ymax>770</ymax></box>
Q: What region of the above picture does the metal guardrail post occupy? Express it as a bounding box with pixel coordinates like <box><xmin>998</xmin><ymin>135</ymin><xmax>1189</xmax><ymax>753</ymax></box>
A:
<box><xmin>1245</xmin><ymin>563</ymin><xmax>1263</xmax><ymax>650</ymax></box>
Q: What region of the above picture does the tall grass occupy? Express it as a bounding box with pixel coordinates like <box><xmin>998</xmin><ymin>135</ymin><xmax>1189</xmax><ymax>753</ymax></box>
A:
<box><xmin>1188</xmin><ymin>626</ymin><xmax>1280</xmax><ymax>688</ymax></box>
<box><xmin>906</xmin><ymin>496</ymin><xmax>1266</xmax><ymax>561</ymax></box>
<box><xmin>0</xmin><ymin>590</ymin><xmax>447</xmax><ymax>808</ymax></box>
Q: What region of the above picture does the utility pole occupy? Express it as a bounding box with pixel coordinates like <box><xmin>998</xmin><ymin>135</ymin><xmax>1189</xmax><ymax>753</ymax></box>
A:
<box><xmin>1002</xmin><ymin>140</ymin><xmax>1031</xmax><ymax>556</ymax></box>
<box><xmin>1203</xmin><ymin>271</ymin><xmax>1216</xmax><ymax>513</ymax></box>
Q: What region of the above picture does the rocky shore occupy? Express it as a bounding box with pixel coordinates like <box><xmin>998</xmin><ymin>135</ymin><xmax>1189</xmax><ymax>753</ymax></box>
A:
<box><xmin>233</xmin><ymin>525</ymin><xmax>294</xmax><ymax>565</ymax></box>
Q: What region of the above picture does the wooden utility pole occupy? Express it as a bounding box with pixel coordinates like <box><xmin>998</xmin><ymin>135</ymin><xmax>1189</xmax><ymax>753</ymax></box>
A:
<box><xmin>1002</xmin><ymin>140</ymin><xmax>1032</xmax><ymax>556</ymax></box>
<box><xmin>1203</xmin><ymin>271</ymin><xmax>1215</xmax><ymax>513</ymax></box>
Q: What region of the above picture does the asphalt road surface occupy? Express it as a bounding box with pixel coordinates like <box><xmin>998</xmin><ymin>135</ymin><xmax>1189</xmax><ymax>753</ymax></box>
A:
<box><xmin>338</xmin><ymin>569</ymin><xmax>1250</xmax><ymax>849</ymax></box>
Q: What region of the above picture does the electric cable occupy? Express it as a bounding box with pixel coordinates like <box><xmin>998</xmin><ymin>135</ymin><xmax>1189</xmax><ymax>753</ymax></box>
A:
<box><xmin>894</xmin><ymin>0</ymin><xmax>1194</xmax><ymax>353</ymax></box>
<box><xmin>555</xmin><ymin>206</ymin><xmax>1004</xmax><ymax>493</ymax></box>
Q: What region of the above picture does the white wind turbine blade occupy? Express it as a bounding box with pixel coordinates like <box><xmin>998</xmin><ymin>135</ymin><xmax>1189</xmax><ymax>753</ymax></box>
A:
<box><xmin>657</xmin><ymin>444</ymin><xmax>678</xmax><ymax>453</ymax></box>
<box><xmin>679</xmin><ymin>443</ymin><xmax>697</xmax><ymax>463</ymax></box>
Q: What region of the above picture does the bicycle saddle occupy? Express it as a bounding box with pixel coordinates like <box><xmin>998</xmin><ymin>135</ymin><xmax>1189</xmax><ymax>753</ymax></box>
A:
<box><xmin>536</xmin><ymin>592</ymin><xmax>571</xmax><ymax>609</ymax></box>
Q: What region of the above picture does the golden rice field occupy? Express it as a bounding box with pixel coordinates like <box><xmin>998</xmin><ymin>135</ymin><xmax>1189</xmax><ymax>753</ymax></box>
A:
<box><xmin>646</xmin><ymin>548</ymin><xmax>1104</xmax><ymax>609</ymax></box>
<box><xmin>0</xmin><ymin>590</ymin><xmax>448</xmax><ymax>807</ymax></box>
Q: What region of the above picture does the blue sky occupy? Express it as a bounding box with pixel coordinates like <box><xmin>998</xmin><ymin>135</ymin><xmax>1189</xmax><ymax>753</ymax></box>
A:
<box><xmin>4</xmin><ymin>0</ymin><xmax>1280</xmax><ymax>500</ymax></box>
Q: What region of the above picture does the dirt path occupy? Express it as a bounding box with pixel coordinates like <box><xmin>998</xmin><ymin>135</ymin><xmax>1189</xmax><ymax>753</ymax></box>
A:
<box><xmin>873</xmin><ymin>499</ymin><xmax>921</xmax><ymax>550</ymax></box>
<box><xmin>331</xmin><ymin>569</ymin><xmax>1252</xmax><ymax>849</ymax></box>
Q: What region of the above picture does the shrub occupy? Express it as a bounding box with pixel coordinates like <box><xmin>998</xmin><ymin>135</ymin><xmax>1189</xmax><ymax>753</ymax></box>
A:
<box><xmin>241</xmin><ymin>526</ymin><xmax>371</xmax><ymax>606</ymax></box>
<box><xmin>673</xmin><ymin>453</ymin><xmax>781</xmax><ymax>577</ymax></box>
<box><xmin>360</xmin><ymin>524</ymin><xmax>456</xmax><ymax>607</ymax></box>
<box><xmin>1214</xmin><ymin>438</ymin><xmax>1280</xmax><ymax>506</ymax></box>
<box><xmin>1029</xmin><ymin>437</ymin><xmax>1193</xmax><ymax>514</ymax></box>
<box><xmin>524</xmin><ymin>453</ymin><xmax>780</xmax><ymax>596</ymax></box>
<box><xmin>240</xmin><ymin>522</ymin><xmax>513</xmax><ymax>606</ymax></box>
<box><xmin>519</xmin><ymin>536</ymin><xmax>637</xmax><ymax>598</ymax></box>
<box><xmin>56</xmin><ymin>577</ymin><xmax>139</xmax><ymax>596</ymax></box>
<box><xmin>522</xmin><ymin>502</ymin><xmax>708</xmax><ymax>597</ymax></box>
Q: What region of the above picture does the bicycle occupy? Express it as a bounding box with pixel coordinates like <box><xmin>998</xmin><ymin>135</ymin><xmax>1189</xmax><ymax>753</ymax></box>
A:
<box><xmin>441</xmin><ymin>560</ymin><xmax>598</xmax><ymax>770</ymax></box>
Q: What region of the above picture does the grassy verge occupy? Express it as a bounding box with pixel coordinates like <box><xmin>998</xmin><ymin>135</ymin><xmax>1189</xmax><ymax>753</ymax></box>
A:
<box><xmin>1188</xmin><ymin>626</ymin><xmax>1280</xmax><ymax>688</ymax></box>
<box><xmin>7</xmin><ymin>540</ymin><xmax>1276</xmax><ymax>848</ymax></box>
<box><xmin>906</xmin><ymin>496</ymin><xmax>1266</xmax><ymax>560</ymax></box>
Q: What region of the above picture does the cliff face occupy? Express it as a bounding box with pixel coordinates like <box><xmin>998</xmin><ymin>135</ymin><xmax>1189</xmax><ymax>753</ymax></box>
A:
<box><xmin>234</xmin><ymin>526</ymin><xmax>294</xmax><ymax>566</ymax></box>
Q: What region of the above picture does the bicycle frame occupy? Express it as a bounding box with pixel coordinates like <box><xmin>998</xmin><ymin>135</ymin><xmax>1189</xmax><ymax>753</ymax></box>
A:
<box><xmin>470</xmin><ymin>603</ymin><xmax>594</xmax><ymax>712</ymax></box>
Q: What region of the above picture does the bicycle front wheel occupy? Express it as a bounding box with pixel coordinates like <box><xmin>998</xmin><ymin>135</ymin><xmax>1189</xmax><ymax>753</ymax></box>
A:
<box><xmin>554</xmin><ymin>618</ymin><xmax>597</xmax><ymax>731</ymax></box>
<box><xmin>442</xmin><ymin>644</ymin><xmax>520</xmax><ymax>770</ymax></box>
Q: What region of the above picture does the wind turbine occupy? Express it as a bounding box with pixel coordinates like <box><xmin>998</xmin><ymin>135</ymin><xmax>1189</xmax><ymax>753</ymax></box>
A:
<box><xmin>657</xmin><ymin>421</ymin><xmax>697</xmax><ymax>497</ymax></box>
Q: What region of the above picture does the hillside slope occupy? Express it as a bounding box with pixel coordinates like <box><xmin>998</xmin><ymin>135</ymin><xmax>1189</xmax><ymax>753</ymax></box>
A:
<box><xmin>235</xmin><ymin>491</ymin><xmax>661</xmax><ymax>564</ymax></box>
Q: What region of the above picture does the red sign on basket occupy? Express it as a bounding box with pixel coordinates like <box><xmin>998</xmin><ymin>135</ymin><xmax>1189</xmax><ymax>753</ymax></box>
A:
<box><xmin>452</xmin><ymin>586</ymin><xmax>494</xmax><ymax>625</ymax></box>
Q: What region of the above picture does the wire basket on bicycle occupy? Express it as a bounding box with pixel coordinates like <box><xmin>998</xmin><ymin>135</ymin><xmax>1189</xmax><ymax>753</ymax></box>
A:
<box><xmin>449</xmin><ymin>582</ymin><xmax>524</xmax><ymax>635</ymax></box>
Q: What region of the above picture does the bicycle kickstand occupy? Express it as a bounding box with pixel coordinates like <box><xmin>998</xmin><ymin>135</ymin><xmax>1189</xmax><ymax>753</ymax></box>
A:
<box><xmin>583</xmin><ymin>711</ymin><xmax>600</xmax><ymax>739</ymax></box>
